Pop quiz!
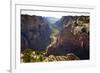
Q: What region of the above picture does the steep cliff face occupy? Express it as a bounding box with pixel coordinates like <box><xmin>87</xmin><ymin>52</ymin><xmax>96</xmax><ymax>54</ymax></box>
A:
<box><xmin>46</xmin><ymin>16</ymin><xmax>89</xmax><ymax>59</ymax></box>
<box><xmin>21</xmin><ymin>15</ymin><xmax>51</xmax><ymax>51</ymax></box>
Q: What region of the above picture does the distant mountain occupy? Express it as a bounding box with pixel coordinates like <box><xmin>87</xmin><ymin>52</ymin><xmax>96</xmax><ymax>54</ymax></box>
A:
<box><xmin>43</xmin><ymin>17</ymin><xmax>61</xmax><ymax>30</ymax></box>
<box><xmin>43</xmin><ymin>17</ymin><xmax>60</xmax><ymax>24</ymax></box>
<box><xmin>43</xmin><ymin>16</ymin><xmax>73</xmax><ymax>31</ymax></box>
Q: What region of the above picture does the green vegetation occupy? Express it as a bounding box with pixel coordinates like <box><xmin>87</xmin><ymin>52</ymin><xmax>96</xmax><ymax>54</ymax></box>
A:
<box><xmin>21</xmin><ymin>49</ymin><xmax>80</xmax><ymax>63</ymax></box>
<box><xmin>21</xmin><ymin>49</ymin><xmax>46</xmax><ymax>63</ymax></box>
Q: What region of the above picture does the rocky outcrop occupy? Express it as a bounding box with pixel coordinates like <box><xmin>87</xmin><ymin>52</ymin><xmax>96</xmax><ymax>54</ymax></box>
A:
<box><xmin>44</xmin><ymin>53</ymin><xmax>80</xmax><ymax>62</ymax></box>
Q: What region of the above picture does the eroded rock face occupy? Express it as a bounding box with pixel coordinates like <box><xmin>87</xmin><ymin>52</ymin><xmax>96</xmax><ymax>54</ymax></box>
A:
<box><xmin>21</xmin><ymin>15</ymin><xmax>51</xmax><ymax>51</ymax></box>
<box><xmin>46</xmin><ymin>28</ymin><xmax>81</xmax><ymax>56</ymax></box>
<box><xmin>46</xmin><ymin>16</ymin><xmax>89</xmax><ymax>60</ymax></box>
